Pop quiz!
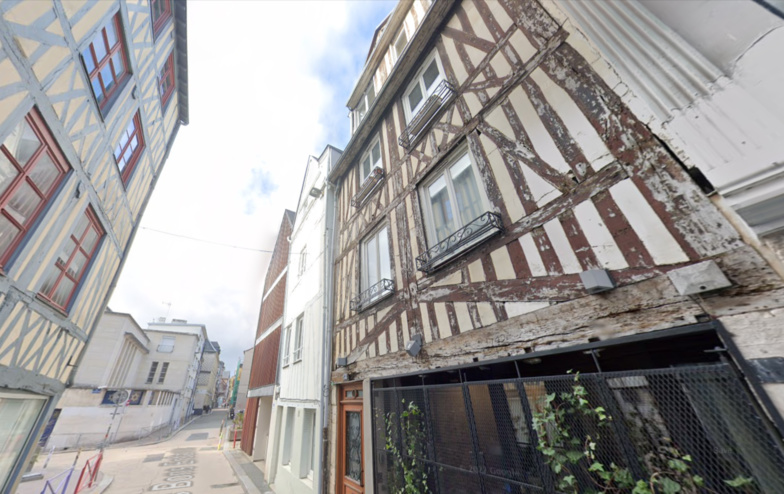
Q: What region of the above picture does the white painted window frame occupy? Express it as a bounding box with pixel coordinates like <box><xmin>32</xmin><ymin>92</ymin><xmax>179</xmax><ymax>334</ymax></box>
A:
<box><xmin>402</xmin><ymin>50</ymin><xmax>445</xmax><ymax>124</ymax></box>
<box><xmin>282</xmin><ymin>325</ymin><xmax>292</xmax><ymax>367</ymax></box>
<box><xmin>359</xmin><ymin>136</ymin><xmax>383</xmax><ymax>183</ymax></box>
<box><xmin>359</xmin><ymin>223</ymin><xmax>392</xmax><ymax>309</ymax></box>
<box><xmin>293</xmin><ymin>315</ymin><xmax>304</xmax><ymax>363</ymax></box>
<box><xmin>419</xmin><ymin>142</ymin><xmax>492</xmax><ymax>248</ymax></box>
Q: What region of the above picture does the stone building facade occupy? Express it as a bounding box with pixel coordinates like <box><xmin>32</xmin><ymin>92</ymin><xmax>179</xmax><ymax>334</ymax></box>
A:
<box><xmin>327</xmin><ymin>1</ymin><xmax>784</xmax><ymax>493</ymax></box>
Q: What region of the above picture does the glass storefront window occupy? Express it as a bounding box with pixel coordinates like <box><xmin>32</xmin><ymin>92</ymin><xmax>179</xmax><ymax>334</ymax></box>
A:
<box><xmin>0</xmin><ymin>390</ymin><xmax>46</xmax><ymax>490</ymax></box>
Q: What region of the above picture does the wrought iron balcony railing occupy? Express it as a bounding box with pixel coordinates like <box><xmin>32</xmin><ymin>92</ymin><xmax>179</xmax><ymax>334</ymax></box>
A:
<box><xmin>399</xmin><ymin>79</ymin><xmax>457</xmax><ymax>150</ymax></box>
<box><xmin>350</xmin><ymin>278</ymin><xmax>395</xmax><ymax>312</ymax></box>
<box><xmin>351</xmin><ymin>166</ymin><xmax>384</xmax><ymax>208</ymax></box>
<box><xmin>416</xmin><ymin>212</ymin><xmax>504</xmax><ymax>274</ymax></box>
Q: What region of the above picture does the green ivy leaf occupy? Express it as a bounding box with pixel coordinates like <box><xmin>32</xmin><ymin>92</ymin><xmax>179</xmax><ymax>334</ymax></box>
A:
<box><xmin>692</xmin><ymin>475</ymin><xmax>704</xmax><ymax>487</ymax></box>
<box><xmin>724</xmin><ymin>476</ymin><xmax>754</xmax><ymax>488</ymax></box>
<box><xmin>565</xmin><ymin>450</ymin><xmax>584</xmax><ymax>463</ymax></box>
<box><xmin>657</xmin><ymin>477</ymin><xmax>682</xmax><ymax>494</ymax></box>
<box><xmin>588</xmin><ymin>462</ymin><xmax>605</xmax><ymax>472</ymax></box>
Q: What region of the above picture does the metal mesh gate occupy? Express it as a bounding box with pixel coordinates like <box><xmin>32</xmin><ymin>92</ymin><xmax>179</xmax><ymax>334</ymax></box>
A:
<box><xmin>372</xmin><ymin>364</ymin><xmax>784</xmax><ymax>493</ymax></box>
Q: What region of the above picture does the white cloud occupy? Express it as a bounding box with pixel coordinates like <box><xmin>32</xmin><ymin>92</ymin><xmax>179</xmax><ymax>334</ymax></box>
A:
<box><xmin>110</xmin><ymin>1</ymin><xmax>396</xmax><ymax>369</ymax></box>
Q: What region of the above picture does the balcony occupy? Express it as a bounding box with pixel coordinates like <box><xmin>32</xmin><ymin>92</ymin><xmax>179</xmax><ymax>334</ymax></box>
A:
<box><xmin>399</xmin><ymin>79</ymin><xmax>456</xmax><ymax>150</ymax></box>
<box><xmin>351</xmin><ymin>166</ymin><xmax>385</xmax><ymax>208</ymax></box>
<box><xmin>350</xmin><ymin>278</ymin><xmax>395</xmax><ymax>312</ymax></box>
<box><xmin>416</xmin><ymin>212</ymin><xmax>504</xmax><ymax>274</ymax></box>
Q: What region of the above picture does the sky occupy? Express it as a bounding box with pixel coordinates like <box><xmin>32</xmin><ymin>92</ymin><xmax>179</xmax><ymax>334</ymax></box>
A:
<box><xmin>109</xmin><ymin>1</ymin><xmax>397</xmax><ymax>371</ymax></box>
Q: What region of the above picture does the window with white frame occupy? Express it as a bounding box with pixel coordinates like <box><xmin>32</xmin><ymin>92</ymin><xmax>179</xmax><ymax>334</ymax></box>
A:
<box><xmin>360</xmin><ymin>138</ymin><xmax>382</xmax><ymax>183</ymax></box>
<box><xmin>420</xmin><ymin>144</ymin><xmax>489</xmax><ymax>245</ymax></box>
<box><xmin>282</xmin><ymin>325</ymin><xmax>292</xmax><ymax>367</ymax></box>
<box><xmin>403</xmin><ymin>52</ymin><xmax>444</xmax><ymax>123</ymax></box>
<box><xmin>298</xmin><ymin>245</ymin><xmax>307</xmax><ymax>277</ymax></box>
<box><xmin>157</xmin><ymin>335</ymin><xmax>174</xmax><ymax>353</ymax></box>
<box><xmin>293</xmin><ymin>315</ymin><xmax>304</xmax><ymax>363</ymax></box>
<box><xmin>361</xmin><ymin>225</ymin><xmax>392</xmax><ymax>298</ymax></box>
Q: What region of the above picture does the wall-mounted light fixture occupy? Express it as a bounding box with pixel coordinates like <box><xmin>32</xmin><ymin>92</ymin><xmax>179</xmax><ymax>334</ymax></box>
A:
<box><xmin>309</xmin><ymin>187</ymin><xmax>322</xmax><ymax>198</ymax></box>
<box><xmin>580</xmin><ymin>269</ymin><xmax>615</xmax><ymax>294</ymax></box>
<box><xmin>406</xmin><ymin>334</ymin><xmax>422</xmax><ymax>357</ymax></box>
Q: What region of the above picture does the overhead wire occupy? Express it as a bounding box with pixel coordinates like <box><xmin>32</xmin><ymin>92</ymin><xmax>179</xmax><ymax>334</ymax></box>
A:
<box><xmin>141</xmin><ymin>226</ymin><xmax>274</xmax><ymax>253</ymax></box>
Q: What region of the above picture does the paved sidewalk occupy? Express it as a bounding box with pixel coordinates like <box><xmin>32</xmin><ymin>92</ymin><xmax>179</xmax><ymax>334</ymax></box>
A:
<box><xmin>223</xmin><ymin>449</ymin><xmax>274</xmax><ymax>494</ymax></box>
<box><xmin>15</xmin><ymin>449</ymin><xmax>111</xmax><ymax>494</ymax></box>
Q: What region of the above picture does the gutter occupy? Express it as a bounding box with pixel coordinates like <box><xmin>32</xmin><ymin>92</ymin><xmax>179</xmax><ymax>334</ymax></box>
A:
<box><xmin>319</xmin><ymin>161</ymin><xmax>338</xmax><ymax>494</ymax></box>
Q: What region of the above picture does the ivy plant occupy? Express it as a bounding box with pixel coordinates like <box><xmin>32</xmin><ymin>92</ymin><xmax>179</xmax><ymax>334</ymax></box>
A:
<box><xmin>532</xmin><ymin>372</ymin><xmax>753</xmax><ymax>494</ymax></box>
<box><xmin>384</xmin><ymin>400</ymin><xmax>431</xmax><ymax>494</ymax></box>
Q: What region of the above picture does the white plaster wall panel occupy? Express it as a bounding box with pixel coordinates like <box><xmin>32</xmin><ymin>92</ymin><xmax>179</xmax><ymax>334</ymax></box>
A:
<box><xmin>463</xmin><ymin>92</ymin><xmax>483</xmax><ymax>119</ymax></box>
<box><xmin>476</xmin><ymin>302</ymin><xmax>496</xmax><ymax>327</ymax></box>
<box><xmin>490</xmin><ymin>48</ymin><xmax>513</xmax><ymax>81</ymax></box>
<box><xmin>401</xmin><ymin>310</ymin><xmax>410</xmax><ymax>347</ymax></box>
<box><xmin>521</xmin><ymin>162</ymin><xmax>561</xmax><ymax>208</ymax></box>
<box><xmin>420</xmin><ymin>303</ymin><xmax>433</xmax><ymax>343</ymax></box>
<box><xmin>505</xmin><ymin>302</ymin><xmax>550</xmax><ymax>318</ymax></box>
<box><xmin>432</xmin><ymin>271</ymin><xmax>462</xmax><ymax>287</ymax></box>
<box><xmin>443</xmin><ymin>31</ymin><xmax>469</xmax><ymax>87</ymax></box>
<box><xmin>389</xmin><ymin>209</ymin><xmax>404</xmax><ymax>288</ymax></box>
<box><xmin>434</xmin><ymin>303</ymin><xmax>449</xmax><ymax>340</ymax></box>
<box><xmin>479</xmin><ymin>138</ymin><xmax>526</xmax><ymax>222</ymax></box>
<box><xmin>573</xmin><ymin>200</ymin><xmax>629</xmax><ymax>270</ymax></box>
<box><xmin>530</xmin><ymin>68</ymin><xmax>613</xmax><ymax>171</ymax></box>
<box><xmin>609</xmin><ymin>179</ymin><xmax>688</xmax><ymax>265</ymax></box>
<box><xmin>454</xmin><ymin>302</ymin><xmax>473</xmax><ymax>333</ymax></box>
<box><xmin>508</xmin><ymin>29</ymin><xmax>537</xmax><ymax>65</ymax></box>
<box><xmin>490</xmin><ymin>246</ymin><xmax>516</xmax><ymax>280</ymax></box>
<box><xmin>389</xmin><ymin>322</ymin><xmax>399</xmax><ymax>353</ymax></box>
<box><xmin>519</xmin><ymin>233</ymin><xmax>547</xmax><ymax>277</ymax></box>
<box><xmin>543</xmin><ymin>218</ymin><xmax>582</xmax><ymax>274</ymax></box>
<box><xmin>377</xmin><ymin>331</ymin><xmax>388</xmax><ymax>356</ymax></box>
<box><xmin>507</xmin><ymin>86</ymin><xmax>571</xmax><ymax>175</ymax></box>
<box><xmin>359</xmin><ymin>318</ymin><xmax>366</xmax><ymax>342</ymax></box>
<box><xmin>468</xmin><ymin>259</ymin><xmax>486</xmax><ymax>283</ymax></box>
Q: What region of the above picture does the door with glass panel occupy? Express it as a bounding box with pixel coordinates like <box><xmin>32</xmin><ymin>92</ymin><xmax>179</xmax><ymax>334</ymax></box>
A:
<box><xmin>338</xmin><ymin>382</ymin><xmax>364</xmax><ymax>494</ymax></box>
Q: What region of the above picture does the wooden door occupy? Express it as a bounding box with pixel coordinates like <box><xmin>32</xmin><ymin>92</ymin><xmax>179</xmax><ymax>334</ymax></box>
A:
<box><xmin>337</xmin><ymin>382</ymin><xmax>364</xmax><ymax>494</ymax></box>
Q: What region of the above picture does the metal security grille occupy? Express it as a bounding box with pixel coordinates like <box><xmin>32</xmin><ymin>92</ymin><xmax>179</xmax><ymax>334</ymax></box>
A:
<box><xmin>372</xmin><ymin>364</ymin><xmax>784</xmax><ymax>493</ymax></box>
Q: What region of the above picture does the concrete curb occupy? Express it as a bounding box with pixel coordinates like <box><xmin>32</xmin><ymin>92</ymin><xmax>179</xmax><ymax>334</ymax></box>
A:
<box><xmin>223</xmin><ymin>450</ymin><xmax>257</xmax><ymax>494</ymax></box>
<box><xmin>223</xmin><ymin>450</ymin><xmax>274</xmax><ymax>494</ymax></box>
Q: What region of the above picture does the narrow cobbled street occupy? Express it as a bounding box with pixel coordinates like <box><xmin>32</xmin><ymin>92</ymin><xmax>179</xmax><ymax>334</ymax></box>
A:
<box><xmin>18</xmin><ymin>410</ymin><xmax>266</xmax><ymax>494</ymax></box>
<box><xmin>102</xmin><ymin>410</ymin><xmax>242</xmax><ymax>493</ymax></box>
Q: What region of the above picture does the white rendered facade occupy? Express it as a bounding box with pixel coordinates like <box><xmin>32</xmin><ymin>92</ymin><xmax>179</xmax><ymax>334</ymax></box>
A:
<box><xmin>267</xmin><ymin>146</ymin><xmax>341</xmax><ymax>494</ymax></box>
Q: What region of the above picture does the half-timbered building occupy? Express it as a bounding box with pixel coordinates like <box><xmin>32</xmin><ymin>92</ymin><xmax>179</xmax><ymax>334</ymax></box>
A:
<box><xmin>328</xmin><ymin>1</ymin><xmax>784</xmax><ymax>493</ymax></box>
<box><xmin>0</xmin><ymin>0</ymin><xmax>187</xmax><ymax>490</ymax></box>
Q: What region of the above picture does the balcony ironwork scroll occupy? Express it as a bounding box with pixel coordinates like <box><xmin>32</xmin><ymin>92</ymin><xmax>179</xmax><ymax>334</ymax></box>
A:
<box><xmin>398</xmin><ymin>79</ymin><xmax>457</xmax><ymax>150</ymax></box>
<box><xmin>351</xmin><ymin>167</ymin><xmax>385</xmax><ymax>208</ymax></box>
<box><xmin>350</xmin><ymin>278</ymin><xmax>395</xmax><ymax>312</ymax></box>
<box><xmin>416</xmin><ymin>212</ymin><xmax>504</xmax><ymax>274</ymax></box>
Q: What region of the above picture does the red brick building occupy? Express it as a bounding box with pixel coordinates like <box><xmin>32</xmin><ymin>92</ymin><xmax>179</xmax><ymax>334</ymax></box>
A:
<box><xmin>241</xmin><ymin>210</ymin><xmax>295</xmax><ymax>460</ymax></box>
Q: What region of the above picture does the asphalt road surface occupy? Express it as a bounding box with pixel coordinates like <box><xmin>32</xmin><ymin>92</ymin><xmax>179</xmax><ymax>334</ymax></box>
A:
<box><xmin>102</xmin><ymin>409</ymin><xmax>243</xmax><ymax>493</ymax></box>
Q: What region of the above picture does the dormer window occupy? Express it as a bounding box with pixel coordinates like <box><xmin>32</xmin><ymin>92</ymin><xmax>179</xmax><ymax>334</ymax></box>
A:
<box><xmin>353</xmin><ymin>83</ymin><xmax>377</xmax><ymax>132</ymax></box>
